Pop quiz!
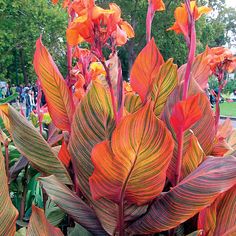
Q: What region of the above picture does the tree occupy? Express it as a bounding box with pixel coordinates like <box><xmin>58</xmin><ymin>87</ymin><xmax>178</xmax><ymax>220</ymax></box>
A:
<box><xmin>0</xmin><ymin>0</ymin><xmax>67</xmax><ymax>85</ymax></box>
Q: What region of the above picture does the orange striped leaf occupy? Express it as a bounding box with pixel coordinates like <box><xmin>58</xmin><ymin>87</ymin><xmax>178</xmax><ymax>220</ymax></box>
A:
<box><xmin>127</xmin><ymin>156</ymin><xmax>236</xmax><ymax>234</ymax></box>
<box><xmin>58</xmin><ymin>141</ymin><xmax>71</xmax><ymax>167</ymax></box>
<box><xmin>27</xmin><ymin>205</ymin><xmax>63</xmax><ymax>236</ymax></box>
<box><xmin>124</xmin><ymin>93</ymin><xmax>142</xmax><ymax>114</ymax></box>
<box><xmin>198</xmin><ymin>186</ymin><xmax>236</xmax><ymax>236</ymax></box>
<box><xmin>89</xmin><ymin>103</ymin><xmax>174</xmax><ymax>205</ymax></box>
<box><xmin>34</xmin><ymin>38</ymin><xmax>75</xmax><ymax>132</ymax></box>
<box><xmin>0</xmin><ymin>104</ymin><xmax>72</xmax><ymax>185</ymax></box>
<box><xmin>0</xmin><ymin>148</ymin><xmax>18</xmax><ymax>236</ymax></box>
<box><xmin>178</xmin><ymin>47</ymin><xmax>211</xmax><ymax>90</ymax></box>
<box><xmin>130</xmin><ymin>38</ymin><xmax>164</xmax><ymax>102</ymax></box>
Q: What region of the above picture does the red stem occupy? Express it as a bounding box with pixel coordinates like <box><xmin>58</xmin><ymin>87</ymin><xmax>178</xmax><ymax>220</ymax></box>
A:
<box><xmin>146</xmin><ymin>3</ymin><xmax>154</xmax><ymax>43</ymax></box>
<box><xmin>175</xmin><ymin>0</ymin><xmax>196</xmax><ymax>186</ymax></box>
<box><xmin>117</xmin><ymin>60</ymin><xmax>124</xmax><ymax>124</ymax></box>
<box><xmin>215</xmin><ymin>72</ymin><xmax>224</xmax><ymax>129</ymax></box>
<box><xmin>66</xmin><ymin>10</ymin><xmax>75</xmax><ymax>87</ymax></box>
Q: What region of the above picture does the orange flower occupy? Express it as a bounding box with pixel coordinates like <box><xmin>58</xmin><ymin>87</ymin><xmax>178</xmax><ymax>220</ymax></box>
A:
<box><xmin>167</xmin><ymin>1</ymin><xmax>212</xmax><ymax>38</ymax></box>
<box><xmin>209</xmin><ymin>47</ymin><xmax>236</xmax><ymax>74</ymax></box>
<box><xmin>148</xmin><ymin>0</ymin><xmax>165</xmax><ymax>12</ymax></box>
<box><xmin>66</xmin><ymin>2</ymin><xmax>134</xmax><ymax>47</ymax></box>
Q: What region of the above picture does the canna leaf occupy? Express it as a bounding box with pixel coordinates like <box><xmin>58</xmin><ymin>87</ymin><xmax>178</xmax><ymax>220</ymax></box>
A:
<box><xmin>178</xmin><ymin>47</ymin><xmax>211</xmax><ymax>90</ymax></box>
<box><xmin>226</xmin><ymin>130</ymin><xmax>236</xmax><ymax>155</ymax></box>
<box><xmin>89</xmin><ymin>103</ymin><xmax>174</xmax><ymax>205</ymax></box>
<box><xmin>181</xmin><ymin>133</ymin><xmax>205</xmax><ymax>181</ymax></box>
<box><xmin>198</xmin><ymin>186</ymin><xmax>236</xmax><ymax>236</ymax></box>
<box><xmin>0</xmin><ymin>104</ymin><xmax>72</xmax><ymax>185</ymax></box>
<box><xmin>170</xmin><ymin>94</ymin><xmax>202</xmax><ymax>138</ymax></box>
<box><xmin>151</xmin><ymin>58</ymin><xmax>178</xmax><ymax>116</ymax></box>
<box><xmin>68</xmin><ymin>82</ymin><xmax>117</xmax><ymax>234</ymax></box>
<box><xmin>39</xmin><ymin>175</ymin><xmax>107</xmax><ymax>235</ymax></box>
<box><xmin>27</xmin><ymin>205</ymin><xmax>63</xmax><ymax>236</ymax></box>
<box><xmin>124</xmin><ymin>93</ymin><xmax>142</xmax><ymax>113</ymax></box>
<box><xmin>130</xmin><ymin>38</ymin><xmax>164</xmax><ymax>102</ymax></box>
<box><xmin>0</xmin><ymin>148</ymin><xmax>18</xmax><ymax>236</ymax></box>
<box><xmin>162</xmin><ymin>81</ymin><xmax>215</xmax><ymax>185</ymax></box>
<box><xmin>34</xmin><ymin>38</ymin><xmax>75</xmax><ymax>132</ymax></box>
<box><xmin>58</xmin><ymin>141</ymin><xmax>71</xmax><ymax>168</ymax></box>
<box><xmin>127</xmin><ymin>156</ymin><xmax>236</xmax><ymax>234</ymax></box>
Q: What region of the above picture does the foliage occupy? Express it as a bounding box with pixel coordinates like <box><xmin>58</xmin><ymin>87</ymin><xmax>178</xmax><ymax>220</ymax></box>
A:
<box><xmin>0</xmin><ymin>0</ymin><xmax>236</xmax><ymax>236</ymax></box>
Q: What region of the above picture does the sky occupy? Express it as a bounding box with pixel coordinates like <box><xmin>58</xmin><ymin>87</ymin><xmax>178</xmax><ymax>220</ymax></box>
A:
<box><xmin>225</xmin><ymin>0</ymin><xmax>236</xmax><ymax>8</ymax></box>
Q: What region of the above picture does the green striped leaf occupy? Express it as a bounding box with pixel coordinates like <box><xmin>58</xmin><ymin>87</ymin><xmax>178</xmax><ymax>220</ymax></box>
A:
<box><xmin>151</xmin><ymin>58</ymin><xmax>178</xmax><ymax>116</ymax></box>
<box><xmin>34</xmin><ymin>38</ymin><xmax>75</xmax><ymax>132</ymax></box>
<box><xmin>27</xmin><ymin>205</ymin><xmax>63</xmax><ymax>236</ymax></box>
<box><xmin>39</xmin><ymin>175</ymin><xmax>107</xmax><ymax>235</ymax></box>
<box><xmin>124</xmin><ymin>93</ymin><xmax>142</xmax><ymax>113</ymax></box>
<box><xmin>0</xmin><ymin>147</ymin><xmax>18</xmax><ymax>236</ymax></box>
<box><xmin>181</xmin><ymin>133</ymin><xmax>205</xmax><ymax>181</ymax></box>
<box><xmin>68</xmin><ymin>82</ymin><xmax>117</xmax><ymax>234</ymax></box>
<box><xmin>127</xmin><ymin>156</ymin><xmax>236</xmax><ymax>234</ymax></box>
<box><xmin>0</xmin><ymin>104</ymin><xmax>72</xmax><ymax>185</ymax></box>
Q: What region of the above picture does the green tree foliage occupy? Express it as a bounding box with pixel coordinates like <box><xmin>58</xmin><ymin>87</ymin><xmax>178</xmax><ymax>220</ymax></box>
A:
<box><xmin>0</xmin><ymin>0</ymin><xmax>67</xmax><ymax>85</ymax></box>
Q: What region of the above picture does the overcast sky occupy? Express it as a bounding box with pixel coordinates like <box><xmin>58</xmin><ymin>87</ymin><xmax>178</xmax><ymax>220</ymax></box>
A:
<box><xmin>225</xmin><ymin>0</ymin><xmax>236</xmax><ymax>8</ymax></box>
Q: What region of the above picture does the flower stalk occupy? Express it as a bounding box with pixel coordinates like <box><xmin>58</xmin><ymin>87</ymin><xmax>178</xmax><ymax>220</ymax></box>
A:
<box><xmin>175</xmin><ymin>0</ymin><xmax>196</xmax><ymax>185</ymax></box>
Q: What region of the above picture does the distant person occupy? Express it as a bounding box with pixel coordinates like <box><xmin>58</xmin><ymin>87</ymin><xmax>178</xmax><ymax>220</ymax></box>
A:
<box><xmin>230</xmin><ymin>89</ymin><xmax>236</xmax><ymax>102</ymax></box>
<box><xmin>25</xmin><ymin>89</ymin><xmax>32</xmax><ymax>119</ymax></box>
<box><xmin>6</xmin><ymin>83</ymin><xmax>12</xmax><ymax>97</ymax></box>
<box><xmin>31</xmin><ymin>90</ymin><xmax>36</xmax><ymax>110</ymax></box>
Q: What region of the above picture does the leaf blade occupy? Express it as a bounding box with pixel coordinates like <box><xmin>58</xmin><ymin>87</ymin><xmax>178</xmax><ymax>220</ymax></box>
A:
<box><xmin>0</xmin><ymin>104</ymin><xmax>72</xmax><ymax>185</ymax></box>
<box><xmin>127</xmin><ymin>156</ymin><xmax>236</xmax><ymax>234</ymax></box>
<box><xmin>34</xmin><ymin>37</ymin><xmax>74</xmax><ymax>131</ymax></box>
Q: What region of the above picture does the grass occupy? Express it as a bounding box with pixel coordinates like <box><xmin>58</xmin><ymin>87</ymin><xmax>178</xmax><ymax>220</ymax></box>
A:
<box><xmin>219</xmin><ymin>102</ymin><xmax>236</xmax><ymax>117</ymax></box>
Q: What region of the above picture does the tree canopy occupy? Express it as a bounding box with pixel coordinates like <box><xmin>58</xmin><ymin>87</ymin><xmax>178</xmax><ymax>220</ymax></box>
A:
<box><xmin>0</xmin><ymin>0</ymin><xmax>235</xmax><ymax>83</ymax></box>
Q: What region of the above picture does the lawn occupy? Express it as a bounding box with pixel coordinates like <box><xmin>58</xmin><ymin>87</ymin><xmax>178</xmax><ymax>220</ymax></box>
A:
<box><xmin>219</xmin><ymin>102</ymin><xmax>236</xmax><ymax>117</ymax></box>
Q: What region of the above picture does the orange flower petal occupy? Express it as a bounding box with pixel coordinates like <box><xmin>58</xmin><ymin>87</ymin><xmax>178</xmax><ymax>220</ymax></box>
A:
<box><xmin>119</xmin><ymin>21</ymin><xmax>135</xmax><ymax>38</ymax></box>
<box><xmin>109</xmin><ymin>3</ymin><xmax>121</xmax><ymax>23</ymax></box>
<box><xmin>149</xmin><ymin>0</ymin><xmax>165</xmax><ymax>11</ymax></box>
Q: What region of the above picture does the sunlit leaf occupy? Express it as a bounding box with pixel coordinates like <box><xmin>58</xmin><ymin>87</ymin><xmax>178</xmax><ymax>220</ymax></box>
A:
<box><xmin>90</xmin><ymin>103</ymin><xmax>174</xmax><ymax>205</ymax></box>
<box><xmin>181</xmin><ymin>133</ymin><xmax>205</xmax><ymax>181</ymax></box>
<box><xmin>130</xmin><ymin>38</ymin><xmax>164</xmax><ymax>102</ymax></box>
<box><xmin>151</xmin><ymin>58</ymin><xmax>178</xmax><ymax>116</ymax></box>
<box><xmin>124</xmin><ymin>93</ymin><xmax>142</xmax><ymax>113</ymax></box>
<box><xmin>34</xmin><ymin>38</ymin><xmax>75</xmax><ymax>132</ymax></box>
<box><xmin>27</xmin><ymin>205</ymin><xmax>63</xmax><ymax>236</ymax></box>
<box><xmin>127</xmin><ymin>156</ymin><xmax>236</xmax><ymax>234</ymax></box>
<box><xmin>0</xmin><ymin>104</ymin><xmax>72</xmax><ymax>185</ymax></box>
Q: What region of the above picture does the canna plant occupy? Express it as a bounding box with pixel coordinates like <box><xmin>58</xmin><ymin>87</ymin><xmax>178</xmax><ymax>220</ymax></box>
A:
<box><xmin>0</xmin><ymin>0</ymin><xmax>236</xmax><ymax>235</ymax></box>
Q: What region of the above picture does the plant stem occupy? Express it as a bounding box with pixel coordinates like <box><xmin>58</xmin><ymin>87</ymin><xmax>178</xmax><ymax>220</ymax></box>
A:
<box><xmin>66</xmin><ymin>10</ymin><xmax>75</xmax><ymax>87</ymax></box>
<box><xmin>215</xmin><ymin>72</ymin><xmax>224</xmax><ymax>130</ymax></box>
<box><xmin>117</xmin><ymin>60</ymin><xmax>124</xmax><ymax>124</ymax></box>
<box><xmin>20</xmin><ymin>164</ymin><xmax>29</xmax><ymax>220</ymax></box>
<box><xmin>175</xmin><ymin>0</ymin><xmax>196</xmax><ymax>186</ymax></box>
<box><xmin>146</xmin><ymin>3</ymin><xmax>154</xmax><ymax>43</ymax></box>
<box><xmin>118</xmin><ymin>195</ymin><xmax>124</xmax><ymax>236</ymax></box>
